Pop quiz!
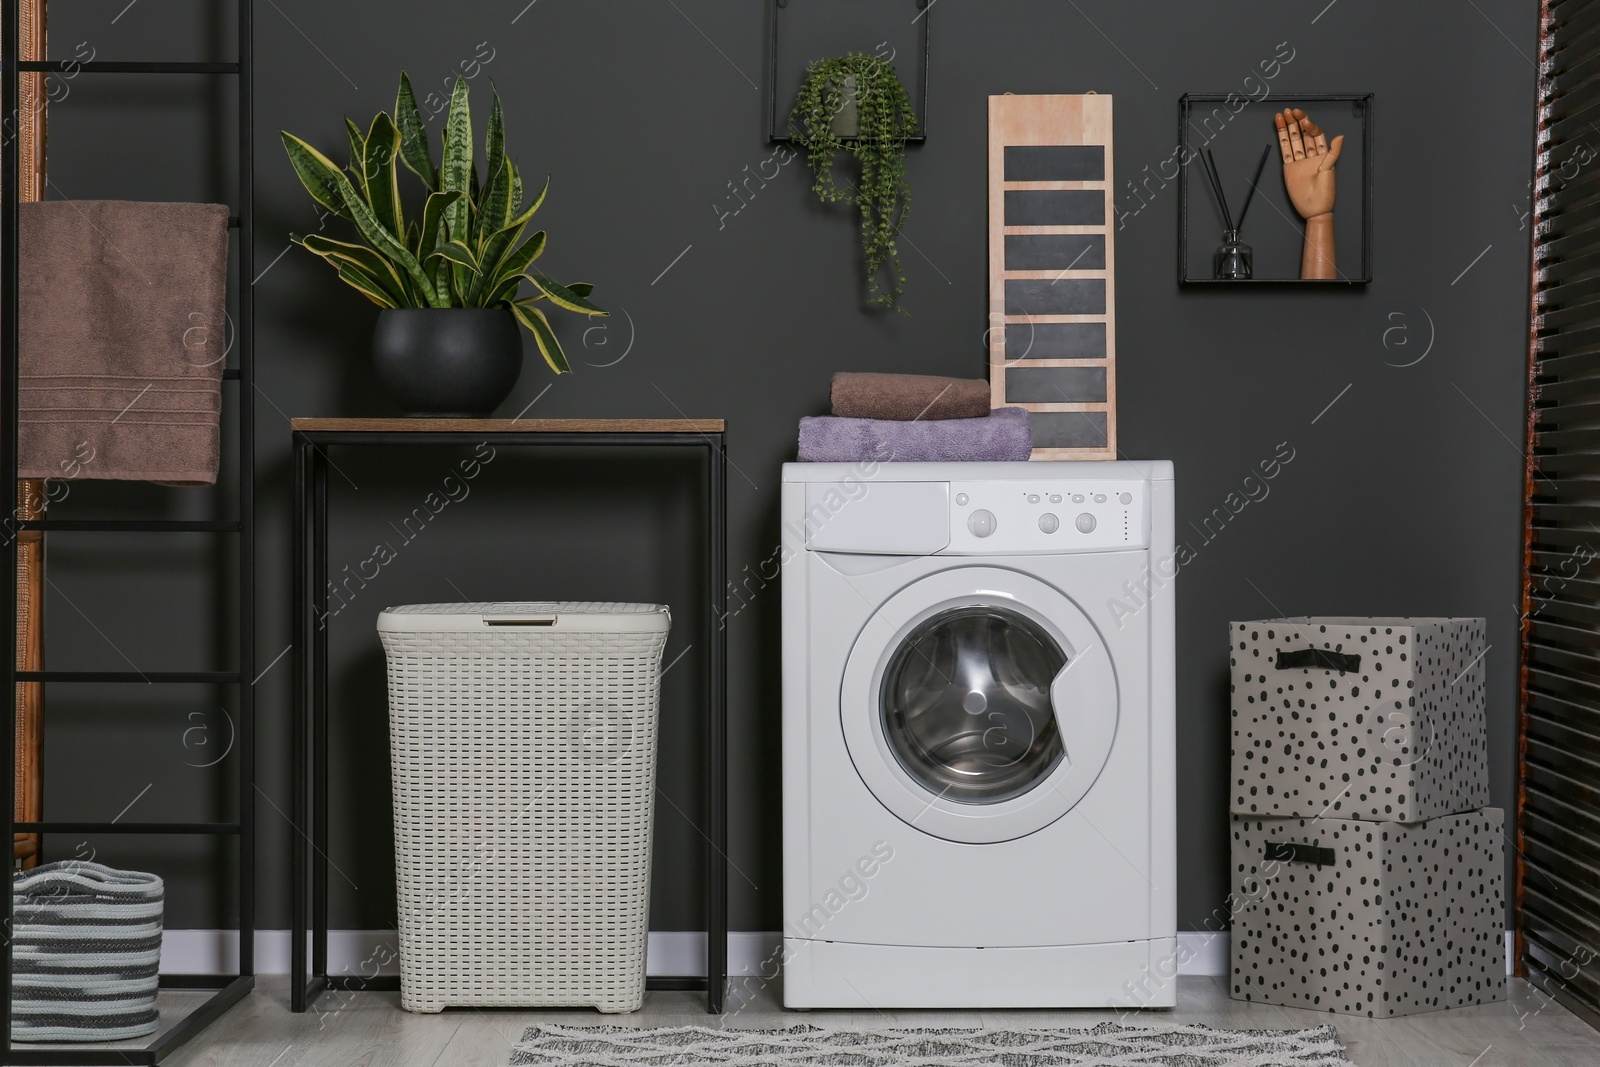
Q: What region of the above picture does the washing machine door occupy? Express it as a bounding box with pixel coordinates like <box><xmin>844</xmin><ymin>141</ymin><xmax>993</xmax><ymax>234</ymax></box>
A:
<box><xmin>840</xmin><ymin>566</ymin><xmax>1118</xmax><ymax>844</ymax></box>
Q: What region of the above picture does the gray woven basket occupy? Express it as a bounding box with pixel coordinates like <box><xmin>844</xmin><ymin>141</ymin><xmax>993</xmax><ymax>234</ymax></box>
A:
<box><xmin>11</xmin><ymin>860</ymin><xmax>163</xmax><ymax>1042</ymax></box>
<box><xmin>378</xmin><ymin>602</ymin><xmax>670</xmax><ymax>1014</ymax></box>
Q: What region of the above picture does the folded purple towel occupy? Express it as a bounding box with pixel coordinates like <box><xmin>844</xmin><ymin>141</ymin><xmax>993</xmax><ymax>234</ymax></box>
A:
<box><xmin>798</xmin><ymin>406</ymin><xmax>1033</xmax><ymax>463</ymax></box>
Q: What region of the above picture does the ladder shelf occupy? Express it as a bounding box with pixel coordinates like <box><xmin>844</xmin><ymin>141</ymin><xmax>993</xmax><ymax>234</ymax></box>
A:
<box><xmin>0</xmin><ymin>0</ymin><xmax>257</xmax><ymax>1062</ymax></box>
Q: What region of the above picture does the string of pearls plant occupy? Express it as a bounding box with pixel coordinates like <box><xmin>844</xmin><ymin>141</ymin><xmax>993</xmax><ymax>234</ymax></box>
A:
<box><xmin>788</xmin><ymin>53</ymin><xmax>919</xmax><ymax>311</ymax></box>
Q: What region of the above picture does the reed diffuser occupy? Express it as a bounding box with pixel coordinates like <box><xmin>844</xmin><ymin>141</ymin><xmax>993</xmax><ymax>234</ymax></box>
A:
<box><xmin>1202</xmin><ymin>145</ymin><xmax>1271</xmax><ymax>280</ymax></box>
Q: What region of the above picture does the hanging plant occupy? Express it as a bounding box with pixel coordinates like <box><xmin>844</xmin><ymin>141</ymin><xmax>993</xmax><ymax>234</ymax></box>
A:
<box><xmin>788</xmin><ymin>53</ymin><xmax>919</xmax><ymax>311</ymax></box>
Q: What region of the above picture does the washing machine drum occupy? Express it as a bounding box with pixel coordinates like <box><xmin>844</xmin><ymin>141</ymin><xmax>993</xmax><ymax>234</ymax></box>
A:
<box><xmin>881</xmin><ymin>606</ymin><xmax>1067</xmax><ymax>804</ymax></box>
<box><xmin>841</xmin><ymin>568</ymin><xmax>1119</xmax><ymax>844</ymax></box>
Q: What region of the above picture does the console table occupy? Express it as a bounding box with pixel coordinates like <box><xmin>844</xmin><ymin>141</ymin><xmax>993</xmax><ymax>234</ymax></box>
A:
<box><xmin>289</xmin><ymin>418</ymin><xmax>728</xmax><ymax>1013</ymax></box>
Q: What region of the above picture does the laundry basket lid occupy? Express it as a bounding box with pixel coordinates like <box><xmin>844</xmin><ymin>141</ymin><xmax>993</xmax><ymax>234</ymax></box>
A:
<box><xmin>377</xmin><ymin>601</ymin><xmax>670</xmax><ymax>634</ymax></box>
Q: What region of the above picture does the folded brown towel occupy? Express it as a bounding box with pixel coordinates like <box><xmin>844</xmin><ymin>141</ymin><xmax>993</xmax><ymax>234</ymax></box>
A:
<box><xmin>830</xmin><ymin>372</ymin><xmax>991</xmax><ymax>421</ymax></box>
<box><xmin>18</xmin><ymin>201</ymin><xmax>229</xmax><ymax>485</ymax></box>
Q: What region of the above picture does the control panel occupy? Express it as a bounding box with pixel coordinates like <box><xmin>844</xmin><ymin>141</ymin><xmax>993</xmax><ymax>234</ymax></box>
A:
<box><xmin>801</xmin><ymin>477</ymin><xmax>1150</xmax><ymax>555</ymax></box>
<box><xmin>947</xmin><ymin>480</ymin><xmax>1147</xmax><ymax>553</ymax></box>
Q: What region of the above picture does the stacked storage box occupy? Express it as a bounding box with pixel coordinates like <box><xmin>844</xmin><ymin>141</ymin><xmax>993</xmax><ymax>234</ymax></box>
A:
<box><xmin>1228</xmin><ymin>618</ymin><xmax>1505</xmax><ymax>1017</ymax></box>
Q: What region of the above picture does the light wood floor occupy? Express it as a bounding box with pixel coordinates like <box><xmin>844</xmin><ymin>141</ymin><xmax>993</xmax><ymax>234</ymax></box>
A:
<box><xmin>35</xmin><ymin>975</ymin><xmax>1597</xmax><ymax>1066</ymax></box>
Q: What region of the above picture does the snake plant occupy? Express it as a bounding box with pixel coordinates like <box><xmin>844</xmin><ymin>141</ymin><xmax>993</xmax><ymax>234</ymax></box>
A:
<box><xmin>281</xmin><ymin>73</ymin><xmax>604</xmax><ymax>373</ymax></box>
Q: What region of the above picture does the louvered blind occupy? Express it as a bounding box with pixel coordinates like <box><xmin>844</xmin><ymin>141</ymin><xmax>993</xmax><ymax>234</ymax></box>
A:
<box><xmin>1522</xmin><ymin>0</ymin><xmax>1600</xmax><ymax>1031</ymax></box>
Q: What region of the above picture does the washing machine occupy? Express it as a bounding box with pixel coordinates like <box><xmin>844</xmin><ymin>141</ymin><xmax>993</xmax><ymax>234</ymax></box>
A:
<box><xmin>780</xmin><ymin>460</ymin><xmax>1176</xmax><ymax>1009</ymax></box>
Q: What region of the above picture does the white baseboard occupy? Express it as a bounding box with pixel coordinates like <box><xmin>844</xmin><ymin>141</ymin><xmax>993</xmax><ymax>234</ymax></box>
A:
<box><xmin>161</xmin><ymin>929</ymin><xmax>1517</xmax><ymax>979</ymax></box>
<box><xmin>160</xmin><ymin>930</ymin><xmax>1234</xmax><ymax>978</ymax></box>
<box><xmin>1122</xmin><ymin>932</ymin><xmax>1517</xmax><ymax>978</ymax></box>
<box><xmin>159</xmin><ymin>930</ymin><xmax>780</xmax><ymax>978</ymax></box>
<box><xmin>1175</xmin><ymin>932</ymin><xmax>1228</xmax><ymax>976</ymax></box>
<box><xmin>1153</xmin><ymin>932</ymin><xmax>1517</xmax><ymax>979</ymax></box>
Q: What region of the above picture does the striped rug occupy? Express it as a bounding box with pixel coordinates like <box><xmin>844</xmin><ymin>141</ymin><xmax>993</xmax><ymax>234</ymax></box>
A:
<box><xmin>12</xmin><ymin>860</ymin><xmax>163</xmax><ymax>1042</ymax></box>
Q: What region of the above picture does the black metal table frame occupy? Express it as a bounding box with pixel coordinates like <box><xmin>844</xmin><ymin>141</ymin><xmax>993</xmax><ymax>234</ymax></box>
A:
<box><xmin>290</xmin><ymin>426</ymin><xmax>728</xmax><ymax>1014</ymax></box>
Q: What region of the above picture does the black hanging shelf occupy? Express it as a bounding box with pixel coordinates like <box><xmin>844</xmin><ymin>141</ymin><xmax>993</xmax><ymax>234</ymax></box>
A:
<box><xmin>766</xmin><ymin>0</ymin><xmax>931</xmax><ymax>144</ymax></box>
<box><xmin>1177</xmin><ymin>92</ymin><xmax>1374</xmax><ymax>285</ymax></box>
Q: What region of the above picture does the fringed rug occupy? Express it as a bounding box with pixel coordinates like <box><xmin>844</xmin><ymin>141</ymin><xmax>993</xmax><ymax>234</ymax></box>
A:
<box><xmin>509</xmin><ymin>1022</ymin><xmax>1350</xmax><ymax>1065</ymax></box>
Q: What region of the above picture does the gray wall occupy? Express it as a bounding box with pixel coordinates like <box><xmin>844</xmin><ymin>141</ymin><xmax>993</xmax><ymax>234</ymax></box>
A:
<box><xmin>38</xmin><ymin>0</ymin><xmax>1536</xmax><ymax>936</ymax></box>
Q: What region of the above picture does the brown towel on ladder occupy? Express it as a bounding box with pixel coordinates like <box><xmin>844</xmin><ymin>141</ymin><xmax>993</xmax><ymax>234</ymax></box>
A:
<box><xmin>830</xmin><ymin>372</ymin><xmax>992</xmax><ymax>421</ymax></box>
<box><xmin>18</xmin><ymin>201</ymin><xmax>229</xmax><ymax>485</ymax></box>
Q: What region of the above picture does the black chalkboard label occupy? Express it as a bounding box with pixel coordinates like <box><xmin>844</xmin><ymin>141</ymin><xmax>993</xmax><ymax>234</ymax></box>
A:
<box><xmin>1005</xmin><ymin>234</ymin><xmax>1106</xmax><ymax>271</ymax></box>
<box><xmin>1003</xmin><ymin>323</ymin><xmax>1107</xmax><ymax>361</ymax></box>
<box><xmin>1004</xmin><ymin>190</ymin><xmax>1105</xmax><ymax>226</ymax></box>
<box><xmin>1005</xmin><ymin>279</ymin><xmax>1106</xmax><ymax>316</ymax></box>
<box><xmin>1027</xmin><ymin>411</ymin><xmax>1109</xmax><ymax>449</ymax></box>
<box><xmin>1004</xmin><ymin>366</ymin><xmax>1108</xmax><ymax>404</ymax></box>
<box><xmin>1004</xmin><ymin>145</ymin><xmax>1105</xmax><ymax>181</ymax></box>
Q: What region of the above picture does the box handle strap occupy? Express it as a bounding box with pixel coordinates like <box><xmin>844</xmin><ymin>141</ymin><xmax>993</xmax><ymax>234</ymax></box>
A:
<box><xmin>1263</xmin><ymin>841</ymin><xmax>1336</xmax><ymax>867</ymax></box>
<box><xmin>1275</xmin><ymin>648</ymin><xmax>1360</xmax><ymax>673</ymax></box>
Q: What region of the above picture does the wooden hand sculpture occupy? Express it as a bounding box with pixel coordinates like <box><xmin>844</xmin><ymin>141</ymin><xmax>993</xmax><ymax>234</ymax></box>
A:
<box><xmin>1275</xmin><ymin>108</ymin><xmax>1343</xmax><ymax>280</ymax></box>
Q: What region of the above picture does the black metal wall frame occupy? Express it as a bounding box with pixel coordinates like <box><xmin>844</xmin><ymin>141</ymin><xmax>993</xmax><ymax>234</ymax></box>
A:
<box><xmin>0</xmin><ymin>1</ymin><xmax>257</xmax><ymax>1062</ymax></box>
<box><xmin>1177</xmin><ymin>92</ymin><xmax>1374</xmax><ymax>285</ymax></box>
<box><xmin>766</xmin><ymin>0</ymin><xmax>930</xmax><ymax>144</ymax></box>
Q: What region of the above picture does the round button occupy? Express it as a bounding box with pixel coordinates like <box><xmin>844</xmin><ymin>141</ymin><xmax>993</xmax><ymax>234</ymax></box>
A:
<box><xmin>1049</xmin><ymin>494</ymin><xmax>1062</xmax><ymax>504</ymax></box>
<box><xmin>1119</xmin><ymin>492</ymin><xmax>1132</xmax><ymax>505</ymax></box>
<box><xmin>1038</xmin><ymin>512</ymin><xmax>1060</xmax><ymax>534</ymax></box>
<box><xmin>1027</xmin><ymin>494</ymin><xmax>1040</xmax><ymax>504</ymax></box>
<box><xmin>1075</xmin><ymin>513</ymin><xmax>1097</xmax><ymax>534</ymax></box>
<box><xmin>967</xmin><ymin>509</ymin><xmax>997</xmax><ymax>537</ymax></box>
<box><xmin>955</xmin><ymin>493</ymin><xmax>969</xmax><ymax>506</ymax></box>
<box><xmin>1093</xmin><ymin>493</ymin><xmax>1106</xmax><ymax>504</ymax></box>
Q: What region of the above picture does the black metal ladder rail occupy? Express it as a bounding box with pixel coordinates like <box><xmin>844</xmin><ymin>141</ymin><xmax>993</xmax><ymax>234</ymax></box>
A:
<box><xmin>0</xmin><ymin>2</ymin><xmax>256</xmax><ymax>1063</ymax></box>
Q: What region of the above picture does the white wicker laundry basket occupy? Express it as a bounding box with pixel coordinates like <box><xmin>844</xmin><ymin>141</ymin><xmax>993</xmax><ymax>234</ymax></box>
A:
<box><xmin>377</xmin><ymin>601</ymin><xmax>670</xmax><ymax>1014</ymax></box>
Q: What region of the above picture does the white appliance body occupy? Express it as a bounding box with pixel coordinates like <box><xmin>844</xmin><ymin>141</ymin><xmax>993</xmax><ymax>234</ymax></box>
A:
<box><xmin>781</xmin><ymin>461</ymin><xmax>1176</xmax><ymax>1009</ymax></box>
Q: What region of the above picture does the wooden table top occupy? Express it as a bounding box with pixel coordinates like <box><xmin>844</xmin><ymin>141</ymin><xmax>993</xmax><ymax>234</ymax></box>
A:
<box><xmin>291</xmin><ymin>417</ymin><xmax>724</xmax><ymax>433</ymax></box>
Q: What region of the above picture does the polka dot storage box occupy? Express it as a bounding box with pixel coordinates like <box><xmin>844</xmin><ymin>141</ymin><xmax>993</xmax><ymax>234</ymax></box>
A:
<box><xmin>1229</xmin><ymin>617</ymin><xmax>1490</xmax><ymax>822</ymax></box>
<box><xmin>1230</xmin><ymin>809</ymin><xmax>1506</xmax><ymax>1017</ymax></box>
<box><xmin>377</xmin><ymin>602</ymin><xmax>670</xmax><ymax>1014</ymax></box>
<box><xmin>1228</xmin><ymin>617</ymin><xmax>1501</xmax><ymax>1017</ymax></box>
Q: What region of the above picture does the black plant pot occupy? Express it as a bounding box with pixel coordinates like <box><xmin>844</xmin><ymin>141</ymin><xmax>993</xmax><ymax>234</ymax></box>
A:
<box><xmin>371</xmin><ymin>308</ymin><xmax>523</xmax><ymax>417</ymax></box>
